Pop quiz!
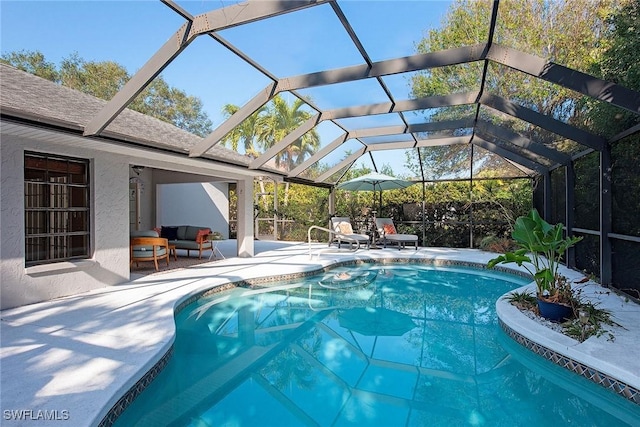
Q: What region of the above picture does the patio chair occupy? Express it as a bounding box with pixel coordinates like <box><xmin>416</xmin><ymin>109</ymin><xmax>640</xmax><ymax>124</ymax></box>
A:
<box><xmin>375</xmin><ymin>218</ymin><xmax>418</xmax><ymax>250</ymax></box>
<box><xmin>330</xmin><ymin>217</ymin><xmax>370</xmax><ymax>249</ymax></box>
<box><xmin>130</xmin><ymin>236</ymin><xmax>170</xmax><ymax>271</ymax></box>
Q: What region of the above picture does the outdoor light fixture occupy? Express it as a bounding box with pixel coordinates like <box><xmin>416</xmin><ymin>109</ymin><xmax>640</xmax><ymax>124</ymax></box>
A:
<box><xmin>131</xmin><ymin>165</ymin><xmax>144</xmax><ymax>175</ymax></box>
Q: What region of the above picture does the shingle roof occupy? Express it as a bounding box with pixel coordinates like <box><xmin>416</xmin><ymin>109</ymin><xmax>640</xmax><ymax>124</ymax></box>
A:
<box><xmin>0</xmin><ymin>63</ymin><xmax>258</xmax><ymax>169</ymax></box>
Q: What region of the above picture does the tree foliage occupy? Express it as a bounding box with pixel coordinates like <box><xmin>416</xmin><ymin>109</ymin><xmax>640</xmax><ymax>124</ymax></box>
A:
<box><xmin>220</xmin><ymin>95</ymin><xmax>320</xmax><ymax>171</ymax></box>
<box><xmin>1</xmin><ymin>50</ymin><xmax>58</xmax><ymax>81</ymax></box>
<box><xmin>582</xmin><ymin>0</ymin><xmax>640</xmax><ymax>136</ymax></box>
<box><xmin>259</xmin><ymin>96</ymin><xmax>320</xmax><ymax>171</ymax></box>
<box><xmin>220</xmin><ymin>104</ymin><xmax>266</xmax><ymax>156</ymax></box>
<box><xmin>1</xmin><ymin>50</ymin><xmax>213</xmax><ymax>137</ymax></box>
<box><xmin>410</xmin><ymin>0</ymin><xmax>619</xmax><ymax>172</ymax></box>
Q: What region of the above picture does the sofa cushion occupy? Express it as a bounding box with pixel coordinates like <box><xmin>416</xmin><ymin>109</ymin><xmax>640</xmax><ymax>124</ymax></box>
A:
<box><xmin>160</xmin><ymin>226</ymin><xmax>178</xmax><ymax>240</ymax></box>
<box><xmin>185</xmin><ymin>226</ymin><xmax>209</xmax><ymax>241</ymax></box>
<box><xmin>173</xmin><ymin>226</ymin><xmax>185</xmax><ymax>240</ymax></box>
<box><xmin>132</xmin><ymin>247</ymin><xmax>167</xmax><ymax>258</ymax></box>
<box><xmin>172</xmin><ymin>240</ymin><xmax>202</xmax><ymax>250</ymax></box>
<box><xmin>195</xmin><ymin>228</ymin><xmax>211</xmax><ymax>243</ymax></box>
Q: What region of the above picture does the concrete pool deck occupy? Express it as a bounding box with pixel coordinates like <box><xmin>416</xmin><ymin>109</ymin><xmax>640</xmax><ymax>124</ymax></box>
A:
<box><xmin>1</xmin><ymin>242</ymin><xmax>639</xmax><ymax>426</ymax></box>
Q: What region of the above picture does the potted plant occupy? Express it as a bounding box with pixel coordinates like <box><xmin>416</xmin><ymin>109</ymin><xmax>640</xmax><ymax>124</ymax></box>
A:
<box><xmin>487</xmin><ymin>209</ymin><xmax>582</xmax><ymax>321</ymax></box>
<box><xmin>207</xmin><ymin>231</ymin><xmax>223</xmax><ymax>240</ymax></box>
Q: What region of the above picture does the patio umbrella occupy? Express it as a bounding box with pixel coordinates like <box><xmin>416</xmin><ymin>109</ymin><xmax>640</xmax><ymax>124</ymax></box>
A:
<box><xmin>337</xmin><ymin>172</ymin><xmax>416</xmax><ymax>211</ymax></box>
<box><xmin>338</xmin><ymin>307</ymin><xmax>416</xmax><ymax>336</ymax></box>
<box><xmin>337</xmin><ymin>172</ymin><xmax>416</xmax><ymax>192</ymax></box>
<box><xmin>337</xmin><ymin>172</ymin><xmax>417</xmax><ymax>247</ymax></box>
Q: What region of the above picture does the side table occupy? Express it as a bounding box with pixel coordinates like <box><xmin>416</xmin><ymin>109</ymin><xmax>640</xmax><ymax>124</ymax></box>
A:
<box><xmin>207</xmin><ymin>238</ymin><xmax>226</xmax><ymax>261</ymax></box>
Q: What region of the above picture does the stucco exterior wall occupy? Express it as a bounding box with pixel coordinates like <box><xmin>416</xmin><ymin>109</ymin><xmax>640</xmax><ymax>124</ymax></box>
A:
<box><xmin>1</xmin><ymin>134</ymin><xmax>131</xmax><ymax>309</ymax></box>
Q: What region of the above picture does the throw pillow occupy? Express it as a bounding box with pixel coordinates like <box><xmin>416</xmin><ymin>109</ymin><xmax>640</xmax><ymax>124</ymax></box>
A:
<box><xmin>383</xmin><ymin>223</ymin><xmax>397</xmax><ymax>235</ymax></box>
<box><xmin>160</xmin><ymin>226</ymin><xmax>178</xmax><ymax>240</ymax></box>
<box><xmin>338</xmin><ymin>222</ymin><xmax>353</xmax><ymax>235</ymax></box>
<box><xmin>195</xmin><ymin>228</ymin><xmax>211</xmax><ymax>244</ymax></box>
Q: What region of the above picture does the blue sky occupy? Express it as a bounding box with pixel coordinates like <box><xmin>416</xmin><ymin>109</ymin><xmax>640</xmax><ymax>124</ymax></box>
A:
<box><xmin>1</xmin><ymin>0</ymin><xmax>452</xmax><ymax>176</ymax></box>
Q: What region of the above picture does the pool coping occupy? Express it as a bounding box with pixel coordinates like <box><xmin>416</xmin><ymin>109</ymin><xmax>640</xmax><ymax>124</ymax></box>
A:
<box><xmin>1</xmin><ymin>244</ymin><xmax>638</xmax><ymax>427</ymax></box>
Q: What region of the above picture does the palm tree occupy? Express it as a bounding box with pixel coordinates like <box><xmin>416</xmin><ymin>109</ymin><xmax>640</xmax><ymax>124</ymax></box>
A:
<box><xmin>220</xmin><ymin>95</ymin><xmax>320</xmax><ymax>207</ymax></box>
<box><xmin>220</xmin><ymin>103</ymin><xmax>266</xmax><ymax>157</ymax></box>
<box><xmin>258</xmin><ymin>95</ymin><xmax>320</xmax><ymax>172</ymax></box>
<box><xmin>257</xmin><ymin>95</ymin><xmax>320</xmax><ymax>205</ymax></box>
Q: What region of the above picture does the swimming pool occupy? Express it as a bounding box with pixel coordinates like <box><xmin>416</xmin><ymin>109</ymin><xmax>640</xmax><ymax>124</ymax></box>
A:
<box><xmin>112</xmin><ymin>263</ymin><xmax>639</xmax><ymax>426</ymax></box>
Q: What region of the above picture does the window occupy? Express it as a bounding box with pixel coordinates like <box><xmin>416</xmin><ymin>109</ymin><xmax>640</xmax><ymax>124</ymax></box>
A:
<box><xmin>24</xmin><ymin>152</ymin><xmax>90</xmax><ymax>266</ymax></box>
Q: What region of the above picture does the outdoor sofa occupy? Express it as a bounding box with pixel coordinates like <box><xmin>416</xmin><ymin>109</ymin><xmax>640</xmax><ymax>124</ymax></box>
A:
<box><xmin>158</xmin><ymin>225</ymin><xmax>213</xmax><ymax>259</ymax></box>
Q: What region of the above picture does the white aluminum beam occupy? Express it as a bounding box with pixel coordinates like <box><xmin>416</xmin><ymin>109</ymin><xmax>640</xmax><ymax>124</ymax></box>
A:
<box><xmin>322</xmin><ymin>92</ymin><xmax>479</xmax><ymax>120</ymax></box>
<box><xmin>347</xmin><ymin>118</ymin><xmax>474</xmax><ymax>139</ymax></box>
<box><xmin>365</xmin><ymin>141</ymin><xmax>415</xmax><ymax>151</ymax></box>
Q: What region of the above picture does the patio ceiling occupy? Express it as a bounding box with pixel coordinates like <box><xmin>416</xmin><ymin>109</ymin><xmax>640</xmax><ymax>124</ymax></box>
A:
<box><xmin>83</xmin><ymin>0</ymin><xmax>640</xmax><ymax>187</ymax></box>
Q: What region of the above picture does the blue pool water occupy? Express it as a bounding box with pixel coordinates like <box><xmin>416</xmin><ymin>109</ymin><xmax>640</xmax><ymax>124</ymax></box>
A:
<box><xmin>113</xmin><ymin>264</ymin><xmax>640</xmax><ymax>426</ymax></box>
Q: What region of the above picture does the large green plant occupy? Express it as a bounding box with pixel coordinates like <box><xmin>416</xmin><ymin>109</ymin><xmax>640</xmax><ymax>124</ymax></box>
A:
<box><xmin>488</xmin><ymin>209</ymin><xmax>582</xmax><ymax>301</ymax></box>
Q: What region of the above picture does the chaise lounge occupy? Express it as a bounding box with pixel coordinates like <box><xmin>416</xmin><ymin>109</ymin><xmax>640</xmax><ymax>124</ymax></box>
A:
<box><xmin>375</xmin><ymin>218</ymin><xmax>418</xmax><ymax>250</ymax></box>
<box><xmin>330</xmin><ymin>217</ymin><xmax>370</xmax><ymax>249</ymax></box>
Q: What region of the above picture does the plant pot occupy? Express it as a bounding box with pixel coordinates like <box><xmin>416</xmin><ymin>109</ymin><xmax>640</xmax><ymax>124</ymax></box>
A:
<box><xmin>537</xmin><ymin>298</ymin><xmax>573</xmax><ymax>322</ymax></box>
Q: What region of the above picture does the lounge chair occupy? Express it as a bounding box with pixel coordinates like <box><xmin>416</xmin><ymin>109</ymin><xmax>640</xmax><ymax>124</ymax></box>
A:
<box><xmin>130</xmin><ymin>236</ymin><xmax>170</xmax><ymax>271</ymax></box>
<box><xmin>330</xmin><ymin>217</ymin><xmax>370</xmax><ymax>249</ymax></box>
<box><xmin>375</xmin><ymin>218</ymin><xmax>418</xmax><ymax>250</ymax></box>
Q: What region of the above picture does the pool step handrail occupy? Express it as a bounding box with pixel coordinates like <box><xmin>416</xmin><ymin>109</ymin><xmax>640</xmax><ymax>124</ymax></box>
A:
<box><xmin>307</xmin><ymin>225</ymin><xmax>361</xmax><ymax>258</ymax></box>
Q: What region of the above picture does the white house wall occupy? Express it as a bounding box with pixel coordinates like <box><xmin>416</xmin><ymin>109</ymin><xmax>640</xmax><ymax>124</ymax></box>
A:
<box><xmin>157</xmin><ymin>182</ymin><xmax>229</xmax><ymax>238</ymax></box>
<box><xmin>1</xmin><ymin>133</ymin><xmax>132</xmax><ymax>310</ymax></box>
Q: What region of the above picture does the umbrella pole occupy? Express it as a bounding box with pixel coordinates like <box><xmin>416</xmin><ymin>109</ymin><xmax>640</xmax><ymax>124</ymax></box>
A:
<box><xmin>370</xmin><ymin>185</ymin><xmax>381</xmax><ymax>249</ymax></box>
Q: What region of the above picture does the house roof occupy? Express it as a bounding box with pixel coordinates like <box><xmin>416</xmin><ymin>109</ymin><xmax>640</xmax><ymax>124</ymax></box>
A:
<box><xmin>0</xmin><ymin>63</ymin><xmax>283</xmax><ymax>175</ymax></box>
